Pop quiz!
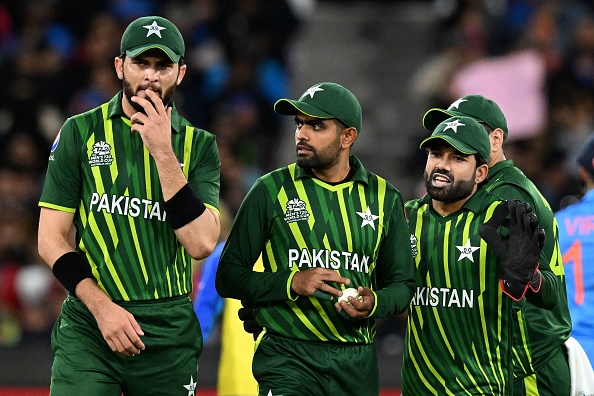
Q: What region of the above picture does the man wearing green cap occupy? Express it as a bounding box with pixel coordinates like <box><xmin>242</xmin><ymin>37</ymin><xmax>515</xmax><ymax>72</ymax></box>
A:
<box><xmin>402</xmin><ymin>115</ymin><xmax>545</xmax><ymax>395</ymax></box>
<box><xmin>423</xmin><ymin>95</ymin><xmax>572</xmax><ymax>396</ymax></box>
<box><xmin>38</xmin><ymin>15</ymin><xmax>221</xmax><ymax>395</ymax></box>
<box><xmin>216</xmin><ymin>82</ymin><xmax>416</xmax><ymax>395</ymax></box>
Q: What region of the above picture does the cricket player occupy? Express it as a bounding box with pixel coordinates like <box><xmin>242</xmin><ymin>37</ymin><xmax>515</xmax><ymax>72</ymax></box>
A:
<box><xmin>38</xmin><ymin>16</ymin><xmax>220</xmax><ymax>395</ymax></box>
<box><xmin>216</xmin><ymin>82</ymin><xmax>416</xmax><ymax>396</ymax></box>
<box><xmin>403</xmin><ymin>115</ymin><xmax>544</xmax><ymax>394</ymax></box>
<box><xmin>423</xmin><ymin>95</ymin><xmax>571</xmax><ymax>395</ymax></box>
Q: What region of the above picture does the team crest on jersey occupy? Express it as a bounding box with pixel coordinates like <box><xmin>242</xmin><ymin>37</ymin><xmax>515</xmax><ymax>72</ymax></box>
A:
<box><xmin>89</xmin><ymin>141</ymin><xmax>114</xmax><ymax>167</ymax></box>
<box><xmin>410</xmin><ymin>234</ymin><xmax>418</xmax><ymax>258</ymax></box>
<box><xmin>284</xmin><ymin>198</ymin><xmax>310</xmax><ymax>223</ymax></box>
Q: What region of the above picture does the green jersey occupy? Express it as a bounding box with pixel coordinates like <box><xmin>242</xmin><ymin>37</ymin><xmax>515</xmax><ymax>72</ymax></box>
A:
<box><xmin>216</xmin><ymin>156</ymin><xmax>416</xmax><ymax>344</ymax></box>
<box><xmin>485</xmin><ymin>160</ymin><xmax>572</xmax><ymax>378</ymax></box>
<box><xmin>39</xmin><ymin>92</ymin><xmax>220</xmax><ymax>301</ymax></box>
<box><xmin>402</xmin><ymin>188</ymin><xmax>514</xmax><ymax>395</ymax></box>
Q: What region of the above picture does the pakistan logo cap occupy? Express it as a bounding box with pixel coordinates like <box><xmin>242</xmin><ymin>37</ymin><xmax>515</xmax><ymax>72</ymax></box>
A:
<box><xmin>420</xmin><ymin>115</ymin><xmax>491</xmax><ymax>163</ymax></box>
<box><xmin>422</xmin><ymin>94</ymin><xmax>508</xmax><ymax>140</ymax></box>
<box><xmin>273</xmin><ymin>82</ymin><xmax>362</xmax><ymax>133</ymax></box>
<box><xmin>120</xmin><ymin>16</ymin><xmax>185</xmax><ymax>63</ymax></box>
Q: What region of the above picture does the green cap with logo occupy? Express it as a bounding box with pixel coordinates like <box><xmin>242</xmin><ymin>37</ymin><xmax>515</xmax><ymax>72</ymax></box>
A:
<box><xmin>120</xmin><ymin>16</ymin><xmax>185</xmax><ymax>63</ymax></box>
<box><xmin>274</xmin><ymin>82</ymin><xmax>362</xmax><ymax>133</ymax></box>
<box><xmin>420</xmin><ymin>115</ymin><xmax>491</xmax><ymax>162</ymax></box>
<box><xmin>422</xmin><ymin>94</ymin><xmax>508</xmax><ymax>140</ymax></box>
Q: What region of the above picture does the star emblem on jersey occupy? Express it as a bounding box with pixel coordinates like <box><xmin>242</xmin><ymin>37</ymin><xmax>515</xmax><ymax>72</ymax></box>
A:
<box><xmin>183</xmin><ymin>376</ymin><xmax>196</xmax><ymax>396</ymax></box>
<box><xmin>357</xmin><ymin>206</ymin><xmax>379</xmax><ymax>230</ymax></box>
<box><xmin>448</xmin><ymin>98</ymin><xmax>467</xmax><ymax>110</ymax></box>
<box><xmin>456</xmin><ymin>239</ymin><xmax>480</xmax><ymax>262</ymax></box>
<box><xmin>302</xmin><ymin>84</ymin><xmax>324</xmax><ymax>99</ymax></box>
<box><xmin>444</xmin><ymin>119</ymin><xmax>465</xmax><ymax>133</ymax></box>
<box><xmin>143</xmin><ymin>21</ymin><xmax>166</xmax><ymax>38</ymax></box>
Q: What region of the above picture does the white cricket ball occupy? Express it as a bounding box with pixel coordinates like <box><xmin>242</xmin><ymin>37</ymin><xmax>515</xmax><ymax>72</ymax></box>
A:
<box><xmin>338</xmin><ymin>288</ymin><xmax>363</xmax><ymax>306</ymax></box>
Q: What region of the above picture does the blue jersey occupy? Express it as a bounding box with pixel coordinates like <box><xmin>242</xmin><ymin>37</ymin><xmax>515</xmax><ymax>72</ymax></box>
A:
<box><xmin>555</xmin><ymin>189</ymin><xmax>594</xmax><ymax>363</ymax></box>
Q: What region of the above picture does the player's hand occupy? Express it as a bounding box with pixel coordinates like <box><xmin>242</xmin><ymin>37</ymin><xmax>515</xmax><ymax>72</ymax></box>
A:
<box><xmin>94</xmin><ymin>301</ymin><xmax>145</xmax><ymax>357</ymax></box>
<box><xmin>334</xmin><ymin>286</ymin><xmax>374</xmax><ymax>319</ymax></box>
<box><xmin>479</xmin><ymin>200</ymin><xmax>545</xmax><ymax>301</ymax></box>
<box><xmin>290</xmin><ymin>268</ymin><xmax>350</xmax><ymax>300</ymax></box>
<box><xmin>129</xmin><ymin>89</ymin><xmax>173</xmax><ymax>157</ymax></box>
<box><xmin>238</xmin><ymin>300</ymin><xmax>263</xmax><ymax>340</ymax></box>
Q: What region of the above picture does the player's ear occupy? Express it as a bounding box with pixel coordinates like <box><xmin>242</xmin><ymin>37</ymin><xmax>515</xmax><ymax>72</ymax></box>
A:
<box><xmin>341</xmin><ymin>126</ymin><xmax>357</xmax><ymax>148</ymax></box>
<box><xmin>176</xmin><ymin>63</ymin><xmax>187</xmax><ymax>86</ymax></box>
<box><xmin>114</xmin><ymin>56</ymin><xmax>124</xmax><ymax>80</ymax></box>
<box><xmin>489</xmin><ymin>129</ymin><xmax>504</xmax><ymax>152</ymax></box>
<box><xmin>476</xmin><ymin>163</ymin><xmax>488</xmax><ymax>184</ymax></box>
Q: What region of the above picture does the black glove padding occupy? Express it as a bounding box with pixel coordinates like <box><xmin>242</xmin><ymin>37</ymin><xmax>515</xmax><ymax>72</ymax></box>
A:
<box><xmin>238</xmin><ymin>300</ymin><xmax>263</xmax><ymax>340</ymax></box>
<box><xmin>479</xmin><ymin>200</ymin><xmax>546</xmax><ymax>301</ymax></box>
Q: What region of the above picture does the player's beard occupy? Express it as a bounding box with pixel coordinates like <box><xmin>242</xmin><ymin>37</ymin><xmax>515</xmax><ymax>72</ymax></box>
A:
<box><xmin>296</xmin><ymin>137</ymin><xmax>341</xmax><ymax>171</ymax></box>
<box><xmin>424</xmin><ymin>168</ymin><xmax>476</xmax><ymax>203</ymax></box>
<box><xmin>122</xmin><ymin>72</ymin><xmax>178</xmax><ymax>114</ymax></box>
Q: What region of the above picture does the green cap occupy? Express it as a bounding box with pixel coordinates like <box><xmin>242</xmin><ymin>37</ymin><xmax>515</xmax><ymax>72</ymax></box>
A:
<box><xmin>274</xmin><ymin>82</ymin><xmax>362</xmax><ymax>133</ymax></box>
<box><xmin>120</xmin><ymin>16</ymin><xmax>185</xmax><ymax>63</ymax></box>
<box><xmin>422</xmin><ymin>94</ymin><xmax>508</xmax><ymax>140</ymax></box>
<box><xmin>420</xmin><ymin>116</ymin><xmax>491</xmax><ymax>162</ymax></box>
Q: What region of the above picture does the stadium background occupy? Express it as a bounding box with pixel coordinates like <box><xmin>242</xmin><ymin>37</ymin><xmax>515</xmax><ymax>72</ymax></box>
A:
<box><xmin>0</xmin><ymin>0</ymin><xmax>592</xmax><ymax>393</ymax></box>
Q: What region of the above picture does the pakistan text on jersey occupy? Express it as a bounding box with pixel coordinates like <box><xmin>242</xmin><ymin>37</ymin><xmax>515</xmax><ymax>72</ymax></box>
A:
<box><xmin>89</xmin><ymin>193</ymin><xmax>166</xmax><ymax>221</ymax></box>
<box><xmin>288</xmin><ymin>248</ymin><xmax>370</xmax><ymax>273</ymax></box>
<box><xmin>411</xmin><ymin>286</ymin><xmax>474</xmax><ymax>308</ymax></box>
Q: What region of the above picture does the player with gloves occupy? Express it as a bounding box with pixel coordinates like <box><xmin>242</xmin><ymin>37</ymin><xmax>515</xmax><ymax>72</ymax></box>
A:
<box><xmin>401</xmin><ymin>116</ymin><xmax>545</xmax><ymax>395</ymax></box>
<box><xmin>423</xmin><ymin>95</ymin><xmax>571</xmax><ymax>395</ymax></box>
<box><xmin>480</xmin><ymin>199</ymin><xmax>546</xmax><ymax>301</ymax></box>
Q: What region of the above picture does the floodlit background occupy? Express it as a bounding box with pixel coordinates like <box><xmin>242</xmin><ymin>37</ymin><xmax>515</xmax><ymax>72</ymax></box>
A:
<box><xmin>1</xmin><ymin>0</ymin><xmax>592</xmax><ymax>392</ymax></box>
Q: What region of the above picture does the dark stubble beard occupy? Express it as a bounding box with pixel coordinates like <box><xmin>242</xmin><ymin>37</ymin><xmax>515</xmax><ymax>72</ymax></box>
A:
<box><xmin>296</xmin><ymin>138</ymin><xmax>342</xmax><ymax>171</ymax></box>
<box><xmin>423</xmin><ymin>168</ymin><xmax>477</xmax><ymax>203</ymax></box>
<box><xmin>122</xmin><ymin>72</ymin><xmax>178</xmax><ymax>114</ymax></box>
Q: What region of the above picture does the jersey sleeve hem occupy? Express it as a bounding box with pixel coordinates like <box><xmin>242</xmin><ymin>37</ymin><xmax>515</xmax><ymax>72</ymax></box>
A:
<box><xmin>38</xmin><ymin>202</ymin><xmax>77</xmax><ymax>213</ymax></box>
<box><xmin>286</xmin><ymin>271</ymin><xmax>298</xmax><ymax>301</ymax></box>
<box><xmin>366</xmin><ymin>290</ymin><xmax>378</xmax><ymax>318</ymax></box>
<box><xmin>205</xmin><ymin>203</ymin><xmax>220</xmax><ymax>215</ymax></box>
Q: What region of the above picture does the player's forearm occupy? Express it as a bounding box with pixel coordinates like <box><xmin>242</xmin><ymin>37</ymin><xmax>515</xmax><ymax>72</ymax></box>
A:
<box><xmin>75</xmin><ymin>278</ymin><xmax>113</xmax><ymax>315</ymax></box>
<box><xmin>216</xmin><ymin>263</ymin><xmax>294</xmax><ymax>302</ymax></box>
<box><xmin>153</xmin><ymin>148</ymin><xmax>189</xmax><ymax>201</ymax></box>
<box><xmin>370</xmin><ymin>280</ymin><xmax>416</xmax><ymax>318</ymax></box>
<box><xmin>174</xmin><ymin>208</ymin><xmax>220</xmax><ymax>260</ymax></box>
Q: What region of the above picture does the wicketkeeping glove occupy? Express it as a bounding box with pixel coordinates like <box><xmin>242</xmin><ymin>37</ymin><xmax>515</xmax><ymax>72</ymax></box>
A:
<box><xmin>238</xmin><ymin>300</ymin><xmax>263</xmax><ymax>340</ymax></box>
<box><xmin>479</xmin><ymin>200</ymin><xmax>546</xmax><ymax>301</ymax></box>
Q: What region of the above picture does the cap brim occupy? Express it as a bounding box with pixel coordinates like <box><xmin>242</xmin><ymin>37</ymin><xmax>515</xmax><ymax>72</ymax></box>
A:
<box><xmin>274</xmin><ymin>99</ymin><xmax>334</xmax><ymax>119</ymax></box>
<box><xmin>419</xmin><ymin>136</ymin><xmax>477</xmax><ymax>155</ymax></box>
<box><xmin>422</xmin><ymin>108</ymin><xmax>464</xmax><ymax>131</ymax></box>
<box><xmin>126</xmin><ymin>45</ymin><xmax>180</xmax><ymax>63</ymax></box>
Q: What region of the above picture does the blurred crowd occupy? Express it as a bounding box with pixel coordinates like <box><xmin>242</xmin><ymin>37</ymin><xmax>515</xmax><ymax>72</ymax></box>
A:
<box><xmin>0</xmin><ymin>0</ymin><xmax>302</xmax><ymax>347</ymax></box>
<box><xmin>410</xmin><ymin>0</ymin><xmax>594</xmax><ymax>209</ymax></box>
<box><xmin>2</xmin><ymin>0</ymin><xmax>594</xmax><ymax>353</ymax></box>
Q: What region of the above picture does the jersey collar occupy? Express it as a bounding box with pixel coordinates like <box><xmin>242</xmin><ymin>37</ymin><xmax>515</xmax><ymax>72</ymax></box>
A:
<box><xmin>294</xmin><ymin>155</ymin><xmax>370</xmax><ymax>185</ymax></box>
<box><xmin>488</xmin><ymin>159</ymin><xmax>514</xmax><ymax>179</ymax></box>
<box><xmin>107</xmin><ymin>91</ymin><xmax>183</xmax><ymax>133</ymax></box>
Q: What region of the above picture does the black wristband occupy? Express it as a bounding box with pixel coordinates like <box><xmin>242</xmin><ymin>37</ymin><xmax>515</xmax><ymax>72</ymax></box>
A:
<box><xmin>52</xmin><ymin>252</ymin><xmax>95</xmax><ymax>296</ymax></box>
<box><xmin>163</xmin><ymin>183</ymin><xmax>206</xmax><ymax>229</ymax></box>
